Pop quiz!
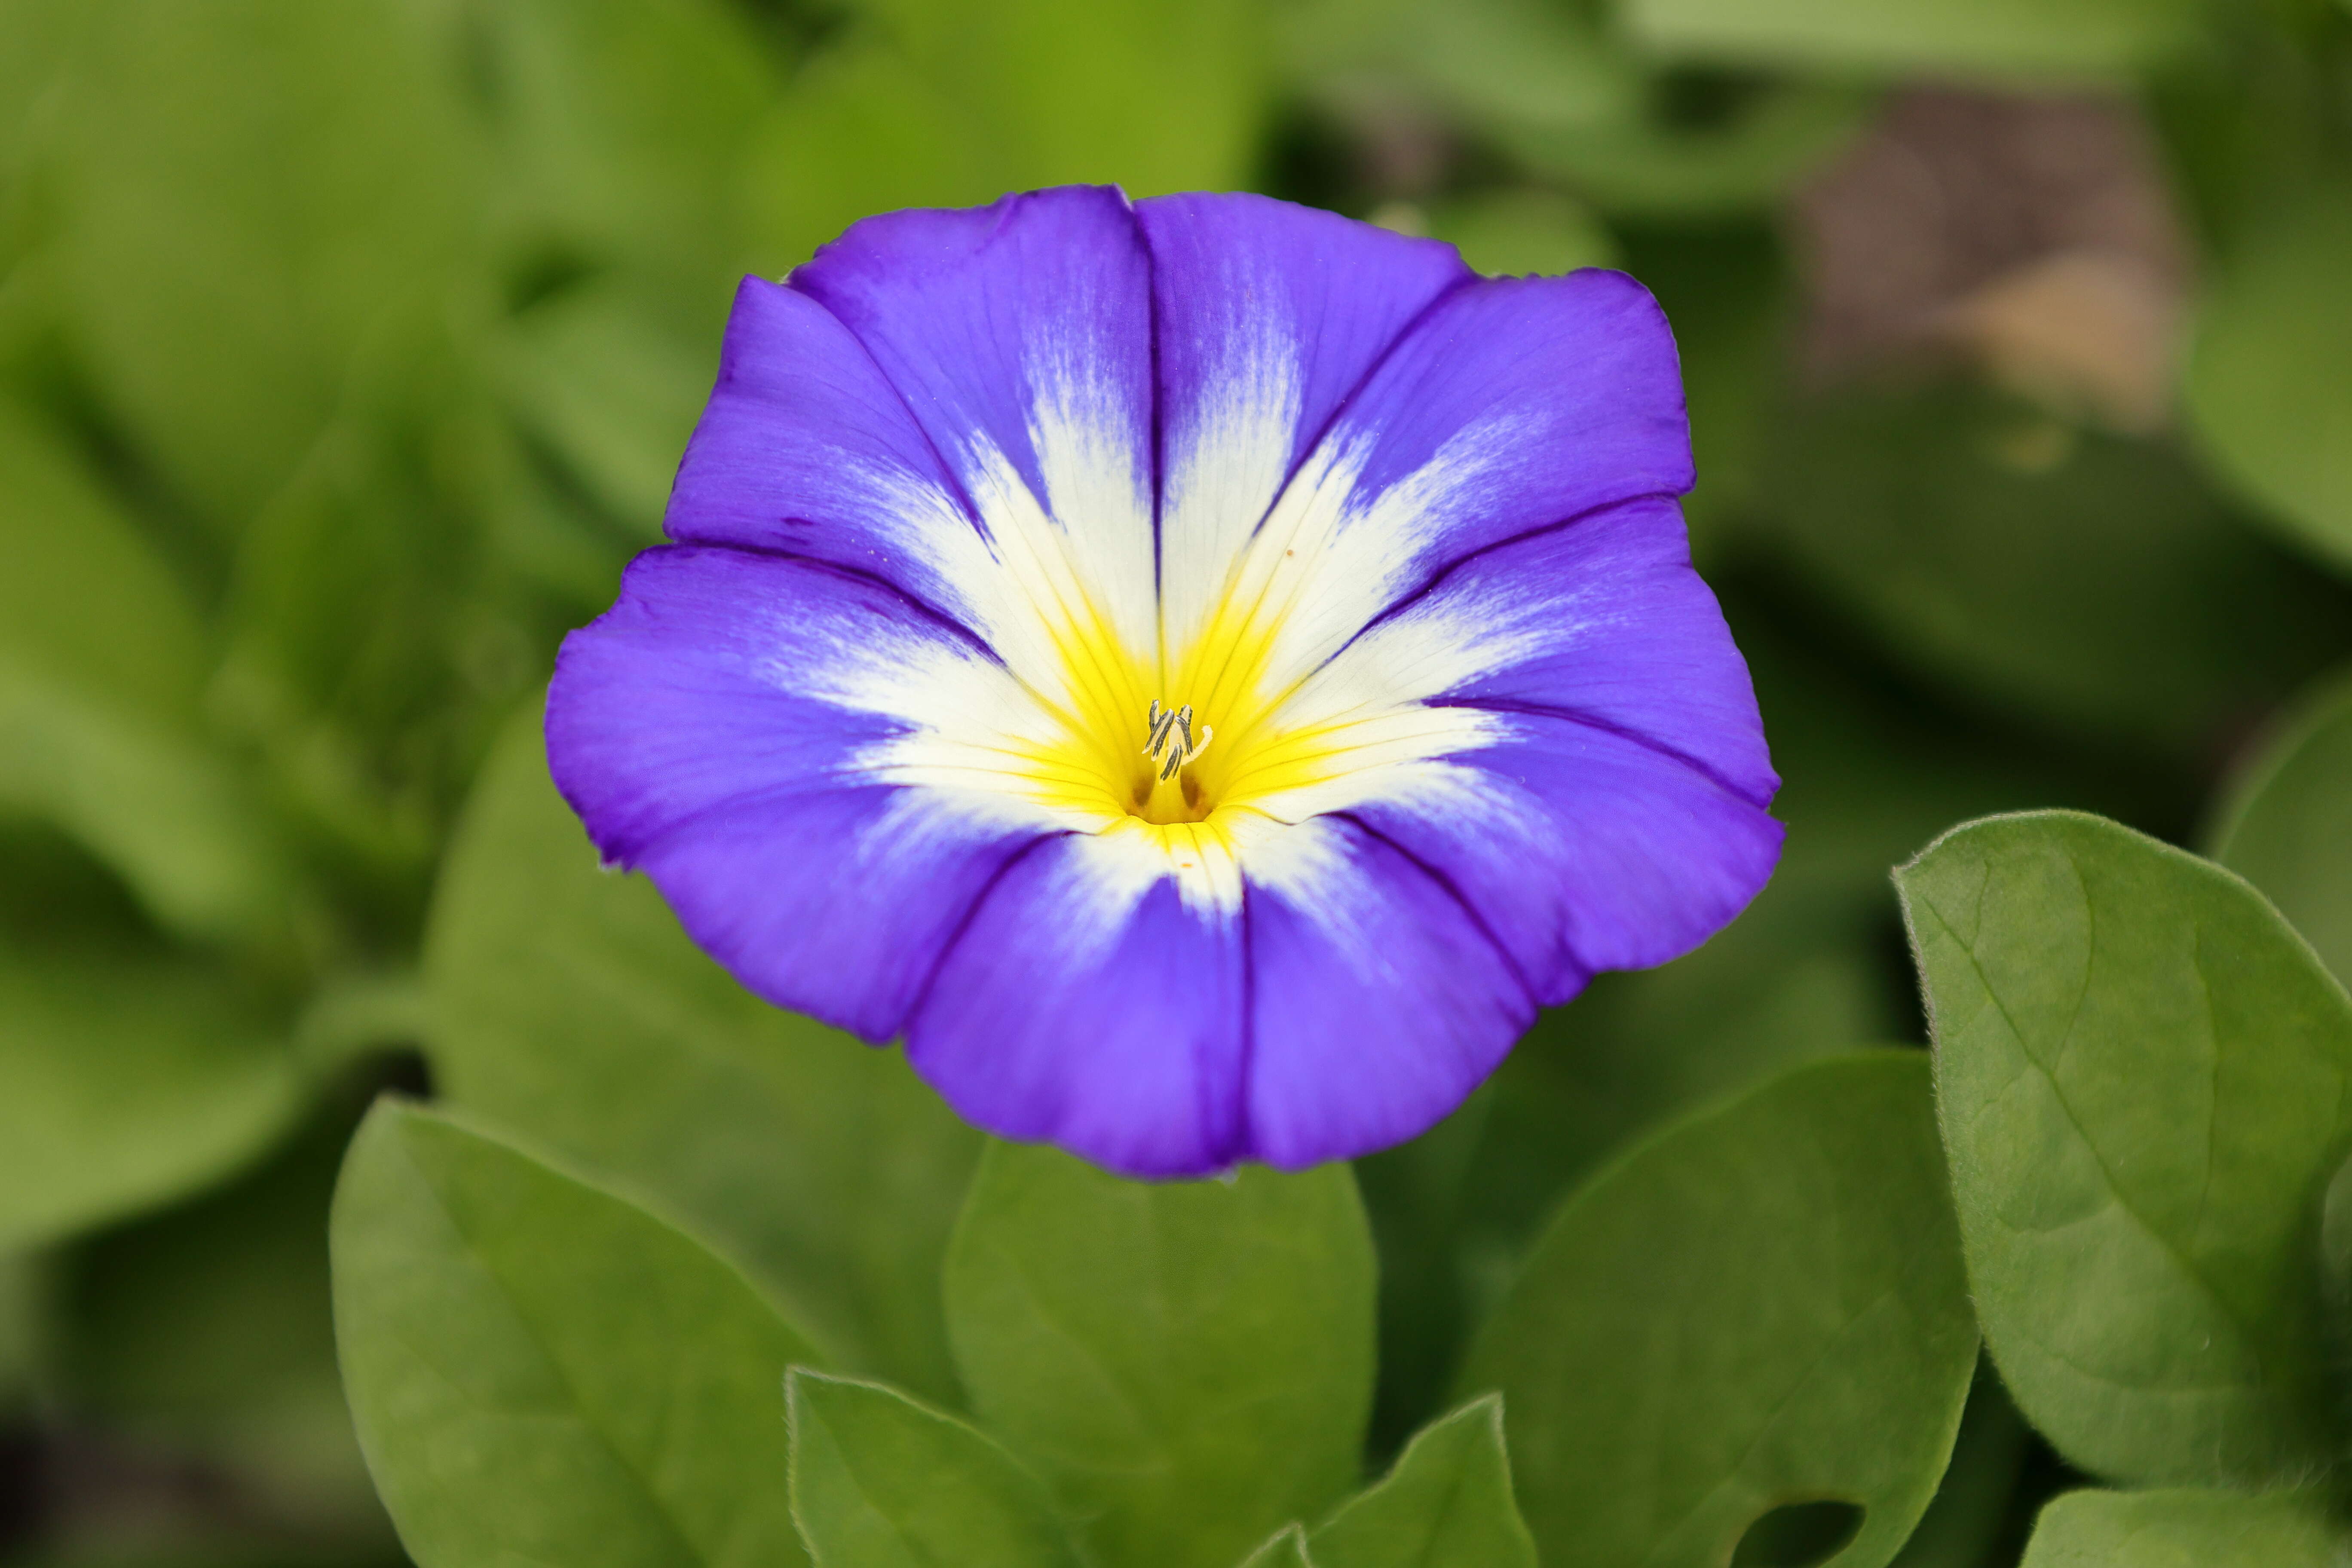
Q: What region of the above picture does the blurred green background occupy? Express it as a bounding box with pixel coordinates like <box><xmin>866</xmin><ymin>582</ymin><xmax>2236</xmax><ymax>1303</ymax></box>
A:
<box><xmin>3</xmin><ymin>0</ymin><xmax>2352</xmax><ymax>1562</ymax></box>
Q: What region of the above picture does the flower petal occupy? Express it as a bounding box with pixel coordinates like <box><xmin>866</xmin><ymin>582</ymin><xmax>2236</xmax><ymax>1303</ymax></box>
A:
<box><xmin>907</xmin><ymin>833</ymin><xmax>1247</xmax><ymax>1178</ymax></box>
<box><xmin>1135</xmin><ymin>192</ymin><xmax>1471</xmax><ymax>654</ymax></box>
<box><xmin>1404</xmin><ymin>496</ymin><xmax>1775</xmax><ymax>804</ymax></box>
<box><xmin>1340</xmin><ymin>719</ymin><xmax>1783</xmax><ymax>1005</ymax></box>
<box><xmin>1262</xmin><ymin>495</ymin><xmax>1780</xmax><ymax>1001</ymax></box>
<box><xmin>547</xmin><ymin>546</ymin><xmax>1051</xmax><ymax>1040</ymax></box>
<box><xmin>662</xmin><ymin>276</ymin><xmax>996</xmax><ymax>634</ymax></box>
<box><xmin>1328</xmin><ymin>268</ymin><xmax>1693</xmax><ymax>583</ymax></box>
<box><xmin>1243</xmin><ymin>818</ymin><xmax>1535</xmax><ymax>1169</ymax></box>
<box><xmin>1165</xmin><ymin>269</ymin><xmax>1694</xmax><ymax>724</ymax></box>
<box><xmin>789</xmin><ymin>187</ymin><xmax>1159</xmax><ymax>668</ymax></box>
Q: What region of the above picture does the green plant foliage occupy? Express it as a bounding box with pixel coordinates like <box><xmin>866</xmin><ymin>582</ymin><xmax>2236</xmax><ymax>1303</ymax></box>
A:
<box><xmin>0</xmin><ymin>402</ymin><xmax>286</xmax><ymax>947</ymax></box>
<box><xmin>1279</xmin><ymin>0</ymin><xmax>1635</xmax><ymax>139</ymax></box>
<box><xmin>0</xmin><ymin>943</ymin><xmax>297</xmax><ymax>1254</ymax></box>
<box><xmin>456</xmin><ymin>0</ymin><xmax>785</xmax><ymax>305</ymax></box>
<box><xmin>943</xmin><ymin>1142</ymin><xmax>1376</xmax><ymax>1568</ymax></box>
<box><xmin>2187</xmin><ymin>184</ymin><xmax>2352</xmax><ymax>576</ymax></box>
<box><xmin>2016</xmin><ymin>1487</ymin><xmax>2342</xmax><ymax>1566</ymax></box>
<box><xmin>1883</xmin><ymin>1369</ymin><xmax>2030</xmax><ymax>1568</ymax></box>
<box><xmin>330</xmin><ymin>1099</ymin><xmax>820</xmax><ymax>1568</ymax></box>
<box><xmin>494</xmin><ymin>277</ymin><xmax>714</xmax><ymax>533</ymax></box>
<box><xmin>1458</xmin><ymin>1052</ymin><xmax>1978</xmax><ymax>1568</ymax></box>
<box><xmin>1757</xmin><ymin>380</ymin><xmax>2352</xmax><ymax>758</ymax></box>
<box><xmin>1899</xmin><ymin>811</ymin><xmax>2352</xmax><ymax>1487</ymax></box>
<box><xmin>734</xmin><ymin>28</ymin><xmax>992</xmax><ymax>271</ymax></box>
<box><xmin>1499</xmin><ymin>84</ymin><xmax>1876</xmax><ymax>219</ymax></box>
<box><xmin>423</xmin><ymin>704</ymin><xmax>980</xmax><ymax>1400</ymax></box>
<box><xmin>854</xmin><ymin>0</ymin><xmax>1269</xmax><ymax>197</ymax></box>
<box><xmin>2209</xmin><ymin>666</ymin><xmax>2352</xmax><ymax>985</ymax></box>
<box><xmin>1625</xmin><ymin>0</ymin><xmax>2199</xmax><ymax>79</ymax></box>
<box><xmin>54</xmin><ymin>1096</ymin><xmax>399</xmax><ymax>1554</ymax></box>
<box><xmin>1237</xmin><ymin>1527</ymin><xmax>1318</xmax><ymax>1568</ymax></box>
<box><xmin>787</xmin><ymin>1369</ymin><xmax>1082</xmax><ymax>1568</ymax></box>
<box><xmin>1311</xmin><ymin>1395</ymin><xmax>1537</xmax><ymax>1568</ymax></box>
<box><xmin>44</xmin><ymin>0</ymin><xmax>481</xmax><ymax>536</ymax></box>
<box><xmin>1417</xmin><ymin>190</ymin><xmax>1617</xmax><ymax>277</ymax></box>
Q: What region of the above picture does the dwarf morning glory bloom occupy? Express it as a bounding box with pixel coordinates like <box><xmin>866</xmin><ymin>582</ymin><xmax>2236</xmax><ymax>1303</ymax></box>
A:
<box><xmin>546</xmin><ymin>187</ymin><xmax>1781</xmax><ymax>1178</ymax></box>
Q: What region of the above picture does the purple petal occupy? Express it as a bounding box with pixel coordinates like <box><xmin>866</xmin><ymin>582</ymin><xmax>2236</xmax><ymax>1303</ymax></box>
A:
<box><xmin>1315</xmin><ymin>269</ymin><xmax>1693</xmax><ymax>605</ymax></box>
<box><xmin>1245</xmin><ymin>820</ymin><xmax>1536</xmax><ymax>1169</ymax></box>
<box><xmin>788</xmin><ymin>187</ymin><xmax>1154</xmax><ymax>537</ymax></box>
<box><xmin>662</xmin><ymin>277</ymin><xmax>991</xmax><ymax>631</ymax></box>
<box><xmin>1392</xmin><ymin>493</ymin><xmax>1776</xmax><ymax>802</ymax></box>
<box><xmin>1342</xmin><ymin>718</ymin><xmax>1783</xmax><ymax>1007</ymax></box>
<box><xmin>907</xmin><ymin>838</ymin><xmax>1247</xmax><ymax>1178</ymax></box>
<box><xmin>1321</xmin><ymin>496</ymin><xmax>1779</xmax><ymax>1001</ymax></box>
<box><xmin>547</xmin><ymin>546</ymin><xmax>1044</xmax><ymax>1041</ymax></box>
<box><xmin>1136</xmin><ymin>192</ymin><xmax>1470</xmax><ymax>640</ymax></box>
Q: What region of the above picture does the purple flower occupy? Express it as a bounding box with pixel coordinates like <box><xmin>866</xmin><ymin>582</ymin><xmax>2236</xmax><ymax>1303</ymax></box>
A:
<box><xmin>547</xmin><ymin>187</ymin><xmax>1781</xmax><ymax>1178</ymax></box>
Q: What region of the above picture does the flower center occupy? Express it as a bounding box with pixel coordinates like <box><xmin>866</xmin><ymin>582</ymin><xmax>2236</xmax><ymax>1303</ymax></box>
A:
<box><xmin>1130</xmin><ymin>699</ymin><xmax>1219</xmax><ymax>825</ymax></box>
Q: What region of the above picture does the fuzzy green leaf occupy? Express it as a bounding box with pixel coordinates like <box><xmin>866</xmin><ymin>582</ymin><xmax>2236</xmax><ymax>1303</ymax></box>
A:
<box><xmin>786</xmin><ymin>1370</ymin><xmax>1081</xmax><ymax>1568</ymax></box>
<box><xmin>1899</xmin><ymin>810</ymin><xmax>2352</xmax><ymax>1486</ymax></box>
<box><xmin>331</xmin><ymin>1100</ymin><xmax>819</xmax><ymax>1568</ymax></box>
<box><xmin>2018</xmin><ymin>1487</ymin><xmax>2342</xmax><ymax>1566</ymax></box>
<box><xmin>944</xmin><ymin>1142</ymin><xmax>1375</xmax><ymax>1568</ymax></box>
<box><xmin>1311</xmin><ymin>1395</ymin><xmax>1536</xmax><ymax>1568</ymax></box>
<box><xmin>1458</xmin><ymin>1052</ymin><xmax>1977</xmax><ymax>1568</ymax></box>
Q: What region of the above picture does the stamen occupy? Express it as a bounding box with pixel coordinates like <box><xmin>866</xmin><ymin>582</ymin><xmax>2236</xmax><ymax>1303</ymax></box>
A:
<box><xmin>1141</xmin><ymin>699</ymin><xmax>1213</xmax><ymax>781</ymax></box>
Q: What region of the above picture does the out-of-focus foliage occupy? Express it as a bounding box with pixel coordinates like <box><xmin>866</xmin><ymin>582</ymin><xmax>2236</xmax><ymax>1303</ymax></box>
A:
<box><xmin>7</xmin><ymin>0</ymin><xmax>2352</xmax><ymax>1562</ymax></box>
<box><xmin>2209</xmin><ymin>669</ymin><xmax>2352</xmax><ymax>985</ymax></box>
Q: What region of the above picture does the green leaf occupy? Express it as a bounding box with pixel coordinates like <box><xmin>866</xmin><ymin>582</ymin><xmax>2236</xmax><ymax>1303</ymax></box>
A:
<box><xmin>1886</xmin><ymin>1367</ymin><xmax>2030</xmax><ymax>1568</ymax></box>
<box><xmin>0</xmin><ymin>941</ymin><xmax>299</xmax><ymax>1253</ymax></box>
<box><xmin>1624</xmin><ymin>0</ymin><xmax>2199</xmax><ymax>80</ymax></box>
<box><xmin>1278</xmin><ymin>0</ymin><xmax>1635</xmax><ymax>139</ymax></box>
<box><xmin>2017</xmin><ymin>1488</ymin><xmax>2342</xmax><ymax>1566</ymax></box>
<box><xmin>851</xmin><ymin>0</ymin><xmax>1269</xmax><ymax>195</ymax></box>
<box><xmin>56</xmin><ymin>1097</ymin><xmax>397</xmax><ymax>1554</ymax></box>
<box><xmin>735</xmin><ymin>30</ymin><xmax>993</xmax><ymax>272</ymax></box>
<box><xmin>943</xmin><ymin>1142</ymin><xmax>1375</xmax><ymax>1568</ymax></box>
<box><xmin>1457</xmin><ymin>1052</ymin><xmax>1977</xmax><ymax>1568</ymax></box>
<box><xmin>461</xmin><ymin>0</ymin><xmax>782</xmax><ymax>302</ymax></box>
<box><xmin>1311</xmin><ymin>1396</ymin><xmax>1536</xmax><ymax>1568</ymax></box>
<box><xmin>495</xmin><ymin>278</ymin><xmax>713</xmax><ymax>535</ymax></box>
<box><xmin>2187</xmin><ymin>184</ymin><xmax>2352</xmax><ymax>575</ymax></box>
<box><xmin>2208</xmin><ymin>667</ymin><xmax>2352</xmax><ymax>986</ymax></box>
<box><xmin>423</xmin><ymin>702</ymin><xmax>980</xmax><ymax>1400</ymax></box>
<box><xmin>1756</xmin><ymin>379</ymin><xmax>2352</xmax><ymax>758</ymax></box>
<box><xmin>0</xmin><ymin>402</ymin><xmax>286</xmax><ymax>947</ymax></box>
<box><xmin>1418</xmin><ymin>191</ymin><xmax>1616</xmax><ymax>278</ymax></box>
<box><xmin>330</xmin><ymin>1099</ymin><xmax>819</xmax><ymax>1568</ymax></box>
<box><xmin>786</xmin><ymin>1369</ymin><xmax>1081</xmax><ymax>1568</ymax></box>
<box><xmin>1502</xmin><ymin>84</ymin><xmax>1874</xmax><ymax>219</ymax></box>
<box><xmin>1897</xmin><ymin>811</ymin><xmax>2352</xmax><ymax>1486</ymax></box>
<box><xmin>49</xmin><ymin>0</ymin><xmax>479</xmax><ymax>534</ymax></box>
<box><xmin>1237</xmin><ymin>1527</ymin><xmax>1318</xmax><ymax>1568</ymax></box>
